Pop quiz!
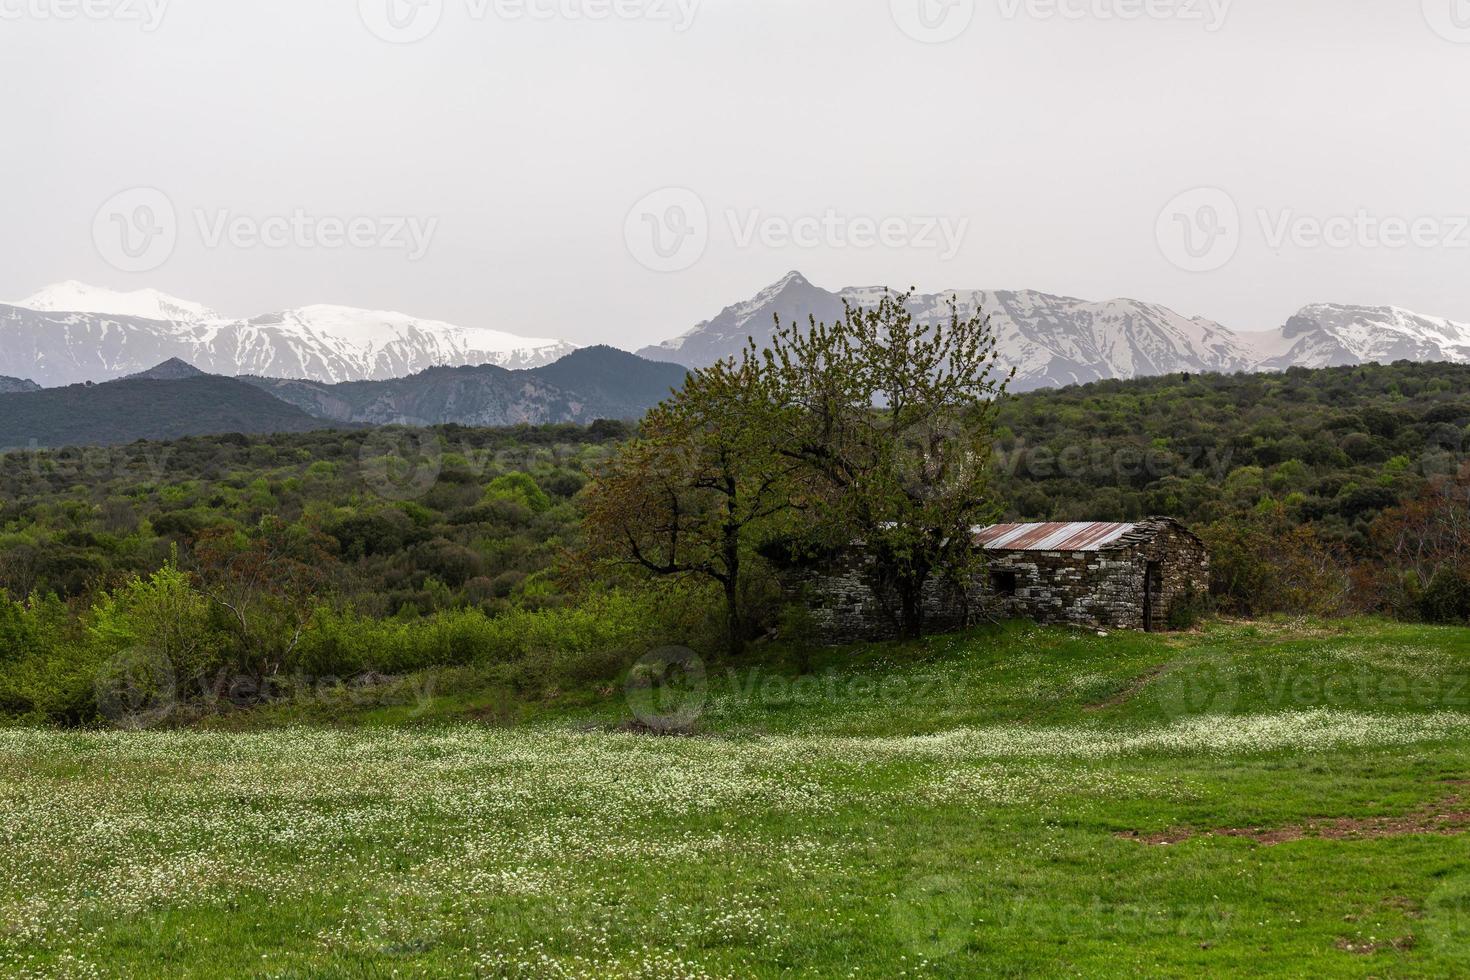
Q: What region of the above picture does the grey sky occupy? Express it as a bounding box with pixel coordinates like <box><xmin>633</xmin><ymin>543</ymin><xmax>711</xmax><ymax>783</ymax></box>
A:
<box><xmin>3</xmin><ymin>0</ymin><xmax>1469</xmax><ymax>346</ymax></box>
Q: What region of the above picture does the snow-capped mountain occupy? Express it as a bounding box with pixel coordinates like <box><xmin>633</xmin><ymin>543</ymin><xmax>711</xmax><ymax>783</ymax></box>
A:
<box><xmin>1255</xmin><ymin>304</ymin><xmax>1470</xmax><ymax>371</ymax></box>
<box><xmin>639</xmin><ymin>272</ymin><xmax>1259</xmax><ymax>390</ymax></box>
<box><xmin>12</xmin><ymin>281</ymin><xmax>222</xmax><ymax>323</ymax></box>
<box><xmin>639</xmin><ymin>272</ymin><xmax>1470</xmax><ymax>389</ymax></box>
<box><xmin>0</xmin><ymin>284</ymin><xmax>578</xmax><ymax>387</ymax></box>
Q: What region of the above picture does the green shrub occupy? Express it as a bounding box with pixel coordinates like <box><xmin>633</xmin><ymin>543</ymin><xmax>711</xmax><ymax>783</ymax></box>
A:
<box><xmin>1166</xmin><ymin>587</ymin><xmax>1207</xmax><ymax>631</ymax></box>
<box><xmin>1420</xmin><ymin>568</ymin><xmax>1470</xmax><ymax>624</ymax></box>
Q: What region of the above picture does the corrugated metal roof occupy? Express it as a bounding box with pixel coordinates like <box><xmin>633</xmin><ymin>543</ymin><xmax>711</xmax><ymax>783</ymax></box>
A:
<box><xmin>973</xmin><ymin>522</ymin><xmax>1137</xmax><ymax>553</ymax></box>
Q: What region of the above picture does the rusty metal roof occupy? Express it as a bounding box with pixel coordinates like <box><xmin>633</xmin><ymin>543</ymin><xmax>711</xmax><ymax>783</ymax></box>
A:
<box><xmin>973</xmin><ymin>522</ymin><xmax>1137</xmax><ymax>553</ymax></box>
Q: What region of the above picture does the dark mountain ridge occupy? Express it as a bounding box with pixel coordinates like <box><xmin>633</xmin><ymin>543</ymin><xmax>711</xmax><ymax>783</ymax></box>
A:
<box><xmin>241</xmin><ymin>345</ymin><xmax>688</xmax><ymax>427</ymax></box>
<box><xmin>0</xmin><ymin>374</ymin><xmax>341</xmax><ymax>449</ymax></box>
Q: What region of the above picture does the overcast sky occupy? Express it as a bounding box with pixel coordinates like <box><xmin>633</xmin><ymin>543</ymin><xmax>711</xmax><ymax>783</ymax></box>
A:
<box><xmin>3</xmin><ymin>0</ymin><xmax>1469</xmax><ymax>346</ymax></box>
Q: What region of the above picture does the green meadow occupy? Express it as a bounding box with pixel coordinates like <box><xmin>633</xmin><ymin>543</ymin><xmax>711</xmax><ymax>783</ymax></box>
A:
<box><xmin>6</xmin><ymin>619</ymin><xmax>1470</xmax><ymax>977</ymax></box>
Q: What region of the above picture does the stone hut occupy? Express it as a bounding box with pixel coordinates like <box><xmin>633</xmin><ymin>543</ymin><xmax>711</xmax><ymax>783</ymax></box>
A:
<box><xmin>788</xmin><ymin>517</ymin><xmax>1210</xmax><ymax>643</ymax></box>
<box><xmin>974</xmin><ymin>518</ymin><xmax>1210</xmax><ymax>632</ymax></box>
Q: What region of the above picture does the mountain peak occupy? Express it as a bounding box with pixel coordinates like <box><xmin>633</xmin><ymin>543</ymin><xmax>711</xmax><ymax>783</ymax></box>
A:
<box><xmin>125</xmin><ymin>358</ymin><xmax>207</xmax><ymax>381</ymax></box>
<box><xmin>758</xmin><ymin>270</ymin><xmax>812</xmax><ymax>296</ymax></box>
<box><xmin>11</xmin><ymin>282</ymin><xmax>221</xmax><ymax>323</ymax></box>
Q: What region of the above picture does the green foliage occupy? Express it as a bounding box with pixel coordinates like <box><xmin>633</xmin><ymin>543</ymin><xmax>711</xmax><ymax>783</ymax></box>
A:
<box><xmin>0</xmin><ymin>423</ymin><xmax>623</xmax><ymax>613</ymax></box>
<box><xmin>757</xmin><ymin>289</ymin><xmax>1011</xmax><ymax>638</ymax></box>
<box><xmin>1420</xmin><ymin>567</ymin><xmax>1470</xmax><ymax>624</ymax></box>
<box><xmin>484</xmin><ymin>473</ymin><xmax>551</xmax><ymax>514</ymax></box>
<box><xmin>1165</xmin><ymin>586</ymin><xmax>1206</xmax><ymax>631</ymax></box>
<box><xmin>1199</xmin><ymin>510</ymin><xmax>1350</xmax><ymax>617</ymax></box>
<box><xmin>992</xmin><ymin>362</ymin><xmax>1470</xmax><ymax>557</ymax></box>
<box><xmin>582</xmin><ymin>350</ymin><xmax>800</xmax><ymax>654</ymax></box>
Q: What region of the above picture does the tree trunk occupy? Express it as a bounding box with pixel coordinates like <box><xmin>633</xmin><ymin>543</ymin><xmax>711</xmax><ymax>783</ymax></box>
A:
<box><xmin>722</xmin><ymin>523</ymin><xmax>745</xmax><ymax>656</ymax></box>
<box><xmin>723</xmin><ymin>574</ymin><xmax>745</xmax><ymax>656</ymax></box>
<box><xmin>897</xmin><ymin>575</ymin><xmax>926</xmax><ymax>641</ymax></box>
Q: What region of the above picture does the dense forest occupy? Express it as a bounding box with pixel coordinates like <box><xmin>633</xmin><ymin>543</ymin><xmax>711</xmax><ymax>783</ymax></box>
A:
<box><xmin>2</xmin><ymin>361</ymin><xmax>1468</xmax><ymax>723</ymax></box>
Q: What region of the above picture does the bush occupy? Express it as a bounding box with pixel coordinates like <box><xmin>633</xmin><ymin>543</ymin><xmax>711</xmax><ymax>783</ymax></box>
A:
<box><xmin>1201</xmin><ymin>511</ymin><xmax>1350</xmax><ymax>617</ymax></box>
<box><xmin>1420</xmin><ymin>568</ymin><xmax>1470</xmax><ymax>624</ymax></box>
<box><xmin>1166</xmin><ymin>587</ymin><xmax>1207</xmax><ymax>631</ymax></box>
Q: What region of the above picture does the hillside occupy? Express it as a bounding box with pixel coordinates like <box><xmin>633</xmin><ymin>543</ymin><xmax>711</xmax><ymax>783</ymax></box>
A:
<box><xmin>0</xmin><ymin>374</ymin><xmax>341</xmax><ymax>449</ymax></box>
<box><xmin>993</xmin><ymin>360</ymin><xmax>1470</xmax><ymax>551</ymax></box>
<box><xmin>8</xmin><ymin>620</ymin><xmax>1470</xmax><ymax>975</ymax></box>
<box><xmin>0</xmin><ymin>375</ymin><xmax>39</xmax><ymax>394</ymax></box>
<box><xmin>242</xmin><ymin>345</ymin><xmax>688</xmax><ymax>426</ymax></box>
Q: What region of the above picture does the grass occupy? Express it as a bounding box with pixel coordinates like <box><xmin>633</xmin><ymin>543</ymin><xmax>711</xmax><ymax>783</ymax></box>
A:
<box><xmin>6</xmin><ymin>618</ymin><xmax>1470</xmax><ymax>976</ymax></box>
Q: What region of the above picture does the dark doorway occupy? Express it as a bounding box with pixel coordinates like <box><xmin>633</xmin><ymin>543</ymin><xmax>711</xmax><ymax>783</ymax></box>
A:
<box><xmin>990</xmin><ymin>570</ymin><xmax>1018</xmax><ymax>597</ymax></box>
<box><xmin>1143</xmin><ymin>561</ymin><xmax>1163</xmax><ymax>631</ymax></box>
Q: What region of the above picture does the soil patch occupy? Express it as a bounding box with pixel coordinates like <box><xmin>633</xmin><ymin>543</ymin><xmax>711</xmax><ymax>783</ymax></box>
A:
<box><xmin>1120</xmin><ymin>792</ymin><xmax>1470</xmax><ymax>846</ymax></box>
<box><xmin>1087</xmin><ymin>664</ymin><xmax>1172</xmax><ymax>711</ymax></box>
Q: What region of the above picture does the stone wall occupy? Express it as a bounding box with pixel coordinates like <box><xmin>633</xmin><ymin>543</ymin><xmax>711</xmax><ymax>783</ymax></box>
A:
<box><xmin>786</xmin><ymin>519</ymin><xmax>1210</xmax><ymax>643</ymax></box>
<box><xmin>781</xmin><ymin>550</ymin><xmax>986</xmax><ymax>646</ymax></box>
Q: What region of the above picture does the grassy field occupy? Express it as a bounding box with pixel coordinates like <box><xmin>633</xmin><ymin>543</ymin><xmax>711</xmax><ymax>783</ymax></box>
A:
<box><xmin>6</xmin><ymin>619</ymin><xmax>1470</xmax><ymax>977</ymax></box>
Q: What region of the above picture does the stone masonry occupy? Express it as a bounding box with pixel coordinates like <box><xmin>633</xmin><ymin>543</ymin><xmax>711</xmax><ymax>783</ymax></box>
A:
<box><xmin>788</xmin><ymin>518</ymin><xmax>1210</xmax><ymax>644</ymax></box>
